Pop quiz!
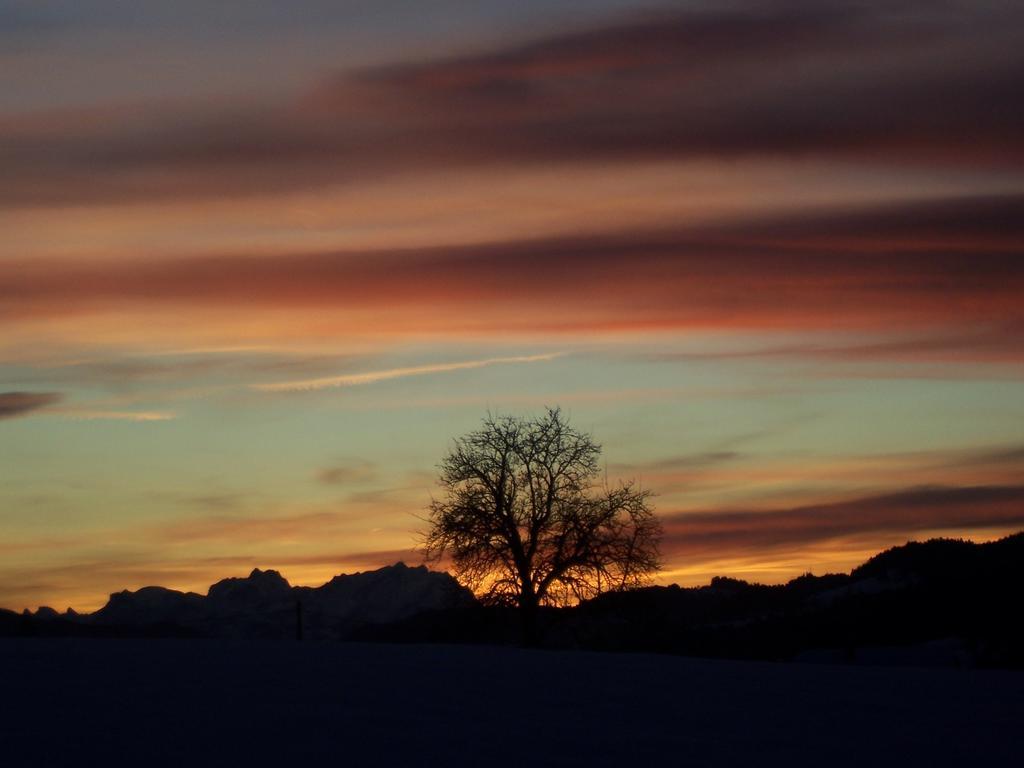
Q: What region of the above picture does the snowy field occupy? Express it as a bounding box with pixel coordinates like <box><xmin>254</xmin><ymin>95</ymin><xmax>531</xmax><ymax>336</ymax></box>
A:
<box><xmin>2</xmin><ymin>640</ymin><xmax>1021</xmax><ymax>767</ymax></box>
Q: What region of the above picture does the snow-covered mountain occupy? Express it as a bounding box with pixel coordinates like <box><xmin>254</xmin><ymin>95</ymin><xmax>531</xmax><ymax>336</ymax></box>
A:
<box><xmin>34</xmin><ymin>563</ymin><xmax>475</xmax><ymax>640</ymax></box>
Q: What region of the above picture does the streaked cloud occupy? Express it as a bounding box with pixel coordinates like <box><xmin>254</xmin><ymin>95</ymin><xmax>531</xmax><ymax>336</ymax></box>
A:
<box><xmin>9</xmin><ymin>350</ymin><xmax>364</xmax><ymax>390</ymax></box>
<box><xmin>253</xmin><ymin>353</ymin><xmax>561</xmax><ymax>392</ymax></box>
<box><xmin>0</xmin><ymin>391</ymin><xmax>62</xmax><ymax>420</ymax></box>
<box><xmin>155</xmin><ymin>510</ymin><xmax>343</xmax><ymax>544</ymax></box>
<box><xmin>59</xmin><ymin>409</ymin><xmax>177</xmax><ymax>422</ymax></box>
<box><xmin>2</xmin><ymin>2</ymin><xmax>1021</xmax><ymax>208</ymax></box>
<box><xmin>662</xmin><ymin>485</ymin><xmax>1024</xmax><ymax>558</ymax></box>
<box><xmin>3</xmin><ymin>195</ymin><xmax>1023</xmax><ymax>354</ymax></box>
<box><xmin>316</xmin><ymin>460</ymin><xmax>377</xmax><ymax>485</ymax></box>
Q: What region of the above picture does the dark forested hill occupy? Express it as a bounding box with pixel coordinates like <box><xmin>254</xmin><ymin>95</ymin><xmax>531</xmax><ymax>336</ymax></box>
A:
<box><xmin>359</xmin><ymin>533</ymin><xmax>1024</xmax><ymax>668</ymax></box>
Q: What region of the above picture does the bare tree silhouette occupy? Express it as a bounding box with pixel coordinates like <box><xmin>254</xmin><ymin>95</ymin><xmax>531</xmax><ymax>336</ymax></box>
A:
<box><xmin>423</xmin><ymin>407</ymin><xmax>661</xmax><ymax>643</ymax></box>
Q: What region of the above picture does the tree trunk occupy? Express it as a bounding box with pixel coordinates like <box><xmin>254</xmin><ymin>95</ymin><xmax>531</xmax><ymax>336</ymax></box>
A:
<box><xmin>519</xmin><ymin>593</ymin><xmax>540</xmax><ymax>647</ymax></box>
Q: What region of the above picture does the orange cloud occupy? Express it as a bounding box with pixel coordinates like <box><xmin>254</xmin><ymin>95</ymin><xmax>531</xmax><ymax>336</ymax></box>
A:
<box><xmin>2</xmin><ymin>3</ymin><xmax>1021</xmax><ymax>208</ymax></box>
<box><xmin>661</xmin><ymin>485</ymin><xmax>1024</xmax><ymax>560</ymax></box>
<box><xmin>2</xmin><ymin>195</ymin><xmax>1022</xmax><ymax>355</ymax></box>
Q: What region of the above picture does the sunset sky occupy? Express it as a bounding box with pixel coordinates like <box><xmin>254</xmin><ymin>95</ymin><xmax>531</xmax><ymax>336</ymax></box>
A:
<box><xmin>2</xmin><ymin>0</ymin><xmax>1023</xmax><ymax>611</ymax></box>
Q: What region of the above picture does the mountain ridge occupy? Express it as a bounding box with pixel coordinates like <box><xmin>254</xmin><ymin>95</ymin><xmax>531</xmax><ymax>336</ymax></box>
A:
<box><xmin>4</xmin><ymin>561</ymin><xmax>474</xmax><ymax>641</ymax></box>
<box><xmin>4</xmin><ymin>533</ymin><xmax>1022</xmax><ymax>667</ymax></box>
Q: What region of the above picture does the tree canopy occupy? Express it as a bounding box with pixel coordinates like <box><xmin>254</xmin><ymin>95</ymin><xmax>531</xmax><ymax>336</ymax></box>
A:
<box><xmin>424</xmin><ymin>408</ymin><xmax>661</xmax><ymax>631</ymax></box>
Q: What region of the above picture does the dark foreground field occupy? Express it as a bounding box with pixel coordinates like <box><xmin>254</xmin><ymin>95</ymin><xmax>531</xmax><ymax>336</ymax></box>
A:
<box><xmin>2</xmin><ymin>640</ymin><xmax>1021</xmax><ymax>767</ymax></box>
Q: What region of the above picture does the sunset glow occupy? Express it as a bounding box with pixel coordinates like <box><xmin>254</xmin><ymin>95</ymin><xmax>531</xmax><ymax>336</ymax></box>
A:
<box><xmin>2</xmin><ymin>0</ymin><xmax>1023</xmax><ymax>611</ymax></box>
